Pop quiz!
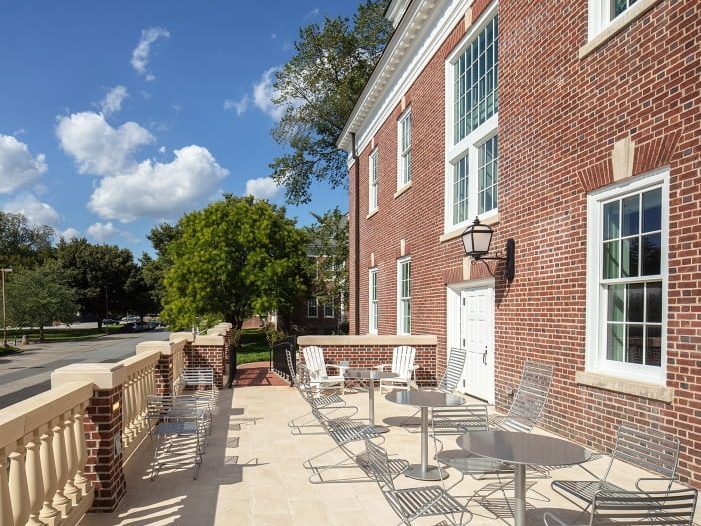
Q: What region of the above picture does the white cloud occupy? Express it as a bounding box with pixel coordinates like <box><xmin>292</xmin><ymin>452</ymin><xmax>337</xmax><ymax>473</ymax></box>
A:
<box><xmin>252</xmin><ymin>67</ymin><xmax>285</xmax><ymax>120</ymax></box>
<box><xmin>88</xmin><ymin>145</ymin><xmax>229</xmax><ymax>222</ymax></box>
<box><xmin>224</xmin><ymin>95</ymin><xmax>249</xmax><ymax>116</ymax></box>
<box><xmin>0</xmin><ymin>134</ymin><xmax>47</xmax><ymax>194</ymax></box>
<box><xmin>245</xmin><ymin>176</ymin><xmax>282</xmax><ymax>201</ymax></box>
<box><xmin>304</xmin><ymin>8</ymin><xmax>320</xmax><ymax>20</ymax></box>
<box><xmin>99</xmin><ymin>85</ymin><xmax>129</xmax><ymax>116</ymax></box>
<box><xmin>3</xmin><ymin>192</ymin><xmax>60</xmax><ymax>227</ymax></box>
<box><xmin>61</xmin><ymin>227</ymin><xmax>81</xmax><ymax>241</ymax></box>
<box><xmin>131</xmin><ymin>27</ymin><xmax>170</xmax><ymax>81</ymax></box>
<box><xmin>56</xmin><ymin>111</ymin><xmax>154</xmax><ymax>176</ymax></box>
<box><xmin>87</xmin><ymin>221</ymin><xmax>119</xmax><ymax>242</ymax></box>
<box><xmin>172</xmin><ymin>103</ymin><xmax>183</xmax><ymax>113</ymax></box>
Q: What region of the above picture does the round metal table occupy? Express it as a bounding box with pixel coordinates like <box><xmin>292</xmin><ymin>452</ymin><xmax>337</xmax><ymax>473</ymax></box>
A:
<box><xmin>343</xmin><ymin>368</ymin><xmax>397</xmax><ymax>433</ymax></box>
<box><xmin>457</xmin><ymin>431</ymin><xmax>591</xmax><ymax>526</ymax></box>
<box><xmin>386</xmin><ymin>390</ymin><xmax>465</xmax><ymax>480</ymax></box>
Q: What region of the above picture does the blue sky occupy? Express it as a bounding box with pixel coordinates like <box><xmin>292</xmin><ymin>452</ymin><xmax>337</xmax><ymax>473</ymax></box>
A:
<box><xmin>0</xmin><ymin>1</ymin><xmax>356</xmax><ymax>255</ymax></box>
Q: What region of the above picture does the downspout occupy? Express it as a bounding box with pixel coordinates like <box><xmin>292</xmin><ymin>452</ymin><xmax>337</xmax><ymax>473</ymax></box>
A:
<box><xmin>351</xmin><ymin>132</ymin><xmax>361</xmax><ymax>335</ymax></box>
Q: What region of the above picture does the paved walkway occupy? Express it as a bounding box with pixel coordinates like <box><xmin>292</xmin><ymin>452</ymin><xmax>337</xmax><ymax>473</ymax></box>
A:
<box><xmin>234</xmin><ymin>362</ymin><xmax>289</xmax><ymax>387</ymax></box>
<box><xmin>77</xmin><ymin>386</ymin><xmax>701</xmax><ymax>526</ymax></box>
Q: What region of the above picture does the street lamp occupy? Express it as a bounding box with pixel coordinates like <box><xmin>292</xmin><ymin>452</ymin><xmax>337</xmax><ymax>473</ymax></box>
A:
<box><xmin>461</xmin><ymin>217</ymin><xmax>515</xmax><ymax>281</ymax></box>
<box><xmin>1</xmin><ymin>268</ymin><xmax>13</xmax><ymax>346</ymax></box>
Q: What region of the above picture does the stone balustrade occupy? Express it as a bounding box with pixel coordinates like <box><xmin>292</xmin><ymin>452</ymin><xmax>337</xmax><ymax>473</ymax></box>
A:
<box><xmin>118</xmin><ymin>350</ymin><xmax>160</xmax><ymax>453</ymax></box>
<box><xmin>0</xmin><ymin>381</ymin><xmax>94</xmax><ymax>526</ymax></box>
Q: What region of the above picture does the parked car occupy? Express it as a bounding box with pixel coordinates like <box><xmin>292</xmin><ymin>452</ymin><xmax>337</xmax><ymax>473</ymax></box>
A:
<box><xmin>121</xmin><ymin>315</ymin><xmax>139</xmax><ymax>323</ymax></box>
<box><xmin>102</xmin><ymin>318</ymin><xmax>119</xmax><ymax>325</ymax></box>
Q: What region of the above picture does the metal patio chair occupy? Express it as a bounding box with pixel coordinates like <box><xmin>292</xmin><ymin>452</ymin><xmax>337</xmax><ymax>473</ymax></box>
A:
<box><xmin>543</xmin><ymin>488</ymin><xmax>697</xmax><ymax>526</ymax></box>
<box><xmin>377</xmin><ymin>345</ymin><xmax>419</xmax><ymax>392</ymax></box>
<box><xmin>552</xmin><ymin>423</ymin><xmax>681</xmax><ymax>511</ymax></box>
<box><xmin>302</xmin><ymin>345</ymin><xmax>345</xmax><ymax>394</ymax></box>
<box><xmin>363</xmin><ymin>438</ymin><xmax>472</xmax><ymax>526</ymax></box>
<box><xmin>489</xmin><ymin>361</ymin><xmax>553</xmax><ymax>432</ymax></box>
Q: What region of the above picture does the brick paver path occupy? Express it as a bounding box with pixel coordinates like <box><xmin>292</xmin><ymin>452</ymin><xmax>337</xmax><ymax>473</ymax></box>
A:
<box><xmin>234</xmin><ymin>361</ymin><xmax>288</xmax><ymax>387</ymax></box>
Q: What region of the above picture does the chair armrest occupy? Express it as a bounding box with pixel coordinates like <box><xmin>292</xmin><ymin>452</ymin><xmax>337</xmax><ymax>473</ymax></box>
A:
<box><xmin>542</xmin><ymin>511</ymin><xmax>570</xmax><ymax>526</ymax></box>
<box><xmin>326</xmin><ymin>363</ymin><xmax>345</xmax><ymax>371</ymax></box>
<box><xmin>635</xmin><ymin>476</ymin><xmax>678</xmax><ymax>491</ymax></box>
<box><xmin>374</xmin><ymin>363</ymin><xmax>391</xmax><ymax>371</ymax></box>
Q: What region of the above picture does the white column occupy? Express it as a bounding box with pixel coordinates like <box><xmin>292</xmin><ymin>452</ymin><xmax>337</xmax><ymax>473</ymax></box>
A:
<box><xmin>51</xmin><ymin>420</ymin><xmax>71</xmax><ymax>515</ymax></box>
<box><xmin>38</xmin><ymin>426</ymin><xmax>59</xmax><ymax>524</ymax></box>
<box><xmin>8</xmin><ymin>443</ymin><xmax>30</xmax><ymax>526</ymax></box>
<box><xmin>62</xmin><ymin>414</ymin><xmax>80</xmax><ymax>505</ymax></box>
<box><xmin>72</xmin><ymin>407</ymin><xmax>89</xmax><ymax>495</ymax></box>
<box><xmin>121</xmin><ymin>377</ymin><xmax>132</xmax><ymax>447</ymax></box>
<box><xmin>25</xmin><ymin>431</ymin><xmax>45</xmax><ymax>526</ymax></box>
<box><xmin>0</xmin><ymin>448</ymin><xmax>14</xmax><ymax>526</ymax></box>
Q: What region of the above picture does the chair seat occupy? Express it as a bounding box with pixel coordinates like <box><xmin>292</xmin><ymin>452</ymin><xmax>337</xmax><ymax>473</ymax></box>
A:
<box><xmin>310</xmin><ymin>393</ymin><xmax>345</xmax><ymax>408</ymax></box>
<box><xmin>389</xmin><ymin>485</ymin><xmax>466</xmax><ymax>518</ymax></box>
<box><xmin>153</xmin><ymin>421</ymin><xmax>199</xmax><ymax>437</ymax></box>
<box><xmin>551</xmin><ymin>479</ymin><xmax>624</xmax><ymax>504</ymax></box>
<box><xmin>436</xmin><ymin>449</ymin><xmax>511</xmax><ymax>474</ymax></box>
<box><xmin>328</xmin><ymin>421</ymin><xmax>380</xmax><ymax>443</ymax></box>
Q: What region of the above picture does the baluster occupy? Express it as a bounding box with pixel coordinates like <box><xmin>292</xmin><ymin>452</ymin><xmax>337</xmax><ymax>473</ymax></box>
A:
<box><xmin>39</xmin><ymin>424</ymin><xmax>59</xmax><ymax>524</ymax></box>
<box><xmin>127</xmin><ymin>375</ymin><xmax>137</xmax><ymax>439</ymax></box>
<box><xmin>62</xmin><ymin>413</ymin><xmax>79</xmax><ymax>505</ymax></box>
<box><xmin>0</xmin><ymin>448</ymin><xmax>14</xmax><ymax>526</ymax></box>
<box><xmin>122</xmin><ymin>378</ymin><xmax>132</xmax><ymax>448</ymax></box>
<box><xmin>51</xmin><ymin>419</ymin><xmax>71</xmax><ymax>515</ymax></box>
<box><xmin>8</xmin><ymin>442</ymin><xmax>30</xmax><ymax>526</ymax></box>
<box><xmin>72</xmin><ymin>406</ymin><xmax>89</xmax><ymax>495</ymax></box>
<box><xmin>134</xmin><ymin>371</ymin><xmax>144</xmax><ymax>433</ymax></box>
<box><xmin>25</xmin><ymin>430</ymin><xmax>45</xmax><ymax>526</ymax></box>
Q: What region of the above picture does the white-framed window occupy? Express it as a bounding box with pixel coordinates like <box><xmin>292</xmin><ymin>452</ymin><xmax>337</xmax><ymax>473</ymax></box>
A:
<box><xmin>369</xmin><ymin>268</ymin><xmax>378</xmax><ymax>334</ymax></box>
<box><xmin>397</xmin><ymin>257</ymin><xmax>411</xmax><ymax>335</ymax></box>
<box><xmin>397</xmin><ymin>109</ymin><xmax>412</xmax><ymax>189</ymax></box>
<box><xmin>369</xmin><ymin>148</ymin><xmax>379</xmax><ymax>212</ymax></box>
<box><xmin>585</xmin><ymin>168</ymin><xmax>668</xmax><ymax>384</ymax></box>
<box><xmin>307</xmin><ymin>298</ymin><xmax>319</xmax><ymax>318</ymax></box>
<box><xmin>323</xmin><ymin>303</ymin><xmax>334</xmax><ymax>318</ymax></box>
<box><xmin>445</xmin><ymin>11</ymin><xmax>499</xmax><ymax>232</ymax></box>
<box><xmin>588</xmin><ymin>0</ymin><xmax>641</xmax><ymax>40</ymax></box>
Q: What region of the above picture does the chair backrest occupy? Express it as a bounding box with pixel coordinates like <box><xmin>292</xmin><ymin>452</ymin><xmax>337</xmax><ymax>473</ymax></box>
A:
<box><xmin>302</xmin><ymin>346</ymin><xmax>328</xmax><ymax>380</ymax></box>
<box><xmin>590</xmin><ymin>488</ymin><xmax>697</xmax><ymax>526</ymax></box>
<box><xmin>364</xmin><ymin>438</ymin><xmax>396</xmax><ymax>491</ymax></box>
<box><xmin>608</xmin><ymin>423</ymin><xmax>680</xmax><ymax>481</ymax></box>
<box><xmin>502</xmin><ymin>361</ymin><xmax>553</xmax><ymax>432</ymax></box>
<box><xmin>431</xmin><ymin>405</ymin><xmax>489</xmax><ymax>435</ymax></box>
<box><xmin>391</xmin><ymin>346</ymin><xmax>416</xmax><ymax>380</ymax></box>
<box><xmin>181</xmin><ymin>367</ymin><xmax>215</xmax><ymax>389</ymax></box>
<box><xmin>286</xmin><ymin>348</ymin><xmax>297</xmax><ymax>382</ymax></box>
<box><xmin>437</xmin><ymin>348</ymin><xmax>467</xmax><ymax>392</ymax></box>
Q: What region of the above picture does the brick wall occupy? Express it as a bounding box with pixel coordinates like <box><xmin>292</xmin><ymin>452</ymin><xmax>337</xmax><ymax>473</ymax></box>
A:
<box><xmin>184</xmin><ymin>342</ymin><xmax>225</xmax><ymax>388</ymax></box>
<box><xmin>346</xmin><ymin>0</ymin><xmax>701</xmax><ymax>486</ymax></box>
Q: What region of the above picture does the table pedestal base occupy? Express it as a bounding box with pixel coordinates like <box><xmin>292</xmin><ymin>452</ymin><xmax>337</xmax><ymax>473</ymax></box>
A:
<box><xmin>370</xmin><ymin>425</ymin><xmax>390</xmax><ymax>434</ymax></box>
<box><xmin>404</xmin><ymin>463</ymin><xmax>448</xmax><ymax>481</ymax></box>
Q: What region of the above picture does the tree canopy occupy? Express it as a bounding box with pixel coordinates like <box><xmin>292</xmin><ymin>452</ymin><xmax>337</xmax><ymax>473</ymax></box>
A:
<box><xmin>270</xmin><ymin>0</ymin><xmax>393</xmax><ymax>204</ymax></box>
<box><xmin>0</xmin><ymin>211</ymin><xmax>55</xmax><ymax>269</ymax></box>
<box><xmin>161</xmin><ymin>195</ymin><xmax>310</xmax><ymax>330</ymax></box>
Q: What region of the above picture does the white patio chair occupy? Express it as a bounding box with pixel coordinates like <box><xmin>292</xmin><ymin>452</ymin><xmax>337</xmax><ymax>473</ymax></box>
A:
<box><xmin>302</xmin><ymin>345</ymin><xmax>345</xmax><ymax>394</ymax></box>
<box><xmin>377</xmin><ymin>345</ymin><xmax>419</xmax><ymax>392</ymax></box>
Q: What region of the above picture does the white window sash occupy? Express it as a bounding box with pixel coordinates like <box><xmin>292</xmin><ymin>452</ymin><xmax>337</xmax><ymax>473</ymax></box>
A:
<box><xmin>397</xmin><ymin>110</ymin><xmax>412</xmax><ymax>189</ymax></box>
<box><xmin>369</xmin><ymin>149</ymin><xmax>379</xmax><ymax>212</ymax></box>
<box><xmin>369</xmin><ymin>268</ymin><xmax>378</xmax><ymax>334</ymax></box>
<box><xmin>397</xmin><ymin>258</ymin><xmax>411</xmax><ymax>335</ymax></box>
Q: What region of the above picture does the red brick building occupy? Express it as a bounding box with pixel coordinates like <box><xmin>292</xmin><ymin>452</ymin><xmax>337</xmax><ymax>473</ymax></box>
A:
<box><xmin>339</xmin><ymin>0</ymin><xmax>701</xmax><ymax>485</ymax></box>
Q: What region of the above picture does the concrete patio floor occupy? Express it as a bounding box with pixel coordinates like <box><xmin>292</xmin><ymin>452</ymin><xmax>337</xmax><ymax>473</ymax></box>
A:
<box><xmin>78</xmin><ymin>383</ymin><xmax>701</xmax><ymax>526</ymax></box>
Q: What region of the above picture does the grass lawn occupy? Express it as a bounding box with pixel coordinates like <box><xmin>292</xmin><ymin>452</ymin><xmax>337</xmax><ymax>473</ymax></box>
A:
<box><xmin>0</xmin><ymin>344</ymin><xmax>21</xmax><ymax>356</ymax></box>
<box><xmin>5</xmin><ymin>325</ymin><xmax>131</xmax><ymax>343</ymax></box>
<box><xmin>236</xmin><ymin>329</ymin><xmax>271</xmax><ymax>365</ymax></box>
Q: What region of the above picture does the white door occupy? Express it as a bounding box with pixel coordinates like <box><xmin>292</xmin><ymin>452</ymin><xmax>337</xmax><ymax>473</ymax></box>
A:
<box><xmin>458</xmin><ymin>286</ymin><xmax>495</xmax><ymax>403</ymax></box>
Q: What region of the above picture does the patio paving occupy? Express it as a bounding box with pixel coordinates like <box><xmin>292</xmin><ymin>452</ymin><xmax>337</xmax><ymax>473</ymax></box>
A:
<box><xmin>79</xmin><ymin>383</ymin><xmax>701</xmax><ymax>526</ymax></box>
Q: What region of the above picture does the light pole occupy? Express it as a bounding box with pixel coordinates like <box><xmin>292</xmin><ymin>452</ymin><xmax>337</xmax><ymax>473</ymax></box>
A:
<box><xmin>1</xmin><ymin>268</ymin><xmax>13</xmax><ymax>347</ymax></box>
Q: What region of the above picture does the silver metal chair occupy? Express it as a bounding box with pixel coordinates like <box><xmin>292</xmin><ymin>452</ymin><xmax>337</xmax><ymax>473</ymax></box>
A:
<box><xmin>543</xmin><ymin>488</ymin><xmax>697</xmax><ymax>525</ymax></box>
<box><xmin>552</xmin><ymin>423</ymin><xmax>680</xmax><ymax>510</ymax></box>
<box><xmin>489</xmin><ymin>361</ymin><xmax>553</xmax><ymax>432</ymax></box>
<box><xmin>364</xmin><ymin>438</ymin><xmax>472</xmax><ymax>526</ymax></box>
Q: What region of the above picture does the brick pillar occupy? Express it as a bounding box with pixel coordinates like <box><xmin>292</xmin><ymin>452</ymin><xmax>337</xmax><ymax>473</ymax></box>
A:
<box><xmin>185</xmin><ymin>335</ymin><xmax>226</xmax><ymax>388</ymax></box>
<box><xmin>136</xmin><ymin>340</ymin><xmax>188</xmax><ymax>396</ymax></box>
<box><xmin>51</xmin><ymin>363</ymin><xmax>127</xmax><ymax>513</ymax></box>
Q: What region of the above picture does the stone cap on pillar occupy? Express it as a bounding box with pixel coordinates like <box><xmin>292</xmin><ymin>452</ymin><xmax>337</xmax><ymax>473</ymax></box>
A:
<box><xmin>51</xmin><ymin>363</ymin><xmax>127</xmax><ymax>390</ymax></box>
<box><xmin>192</xmin><ymin>334</ymin><xmax>225</xmax><ymax>346</ymax></box>
<box><xmin>136</xmin><ymin>340</ymin><xmax>186</xmax><ymax>356</ymax></box>
<box><xmin>169</xmin><ymin>331</ymin><xmax>195</xmax><ymax>343</ymax></box>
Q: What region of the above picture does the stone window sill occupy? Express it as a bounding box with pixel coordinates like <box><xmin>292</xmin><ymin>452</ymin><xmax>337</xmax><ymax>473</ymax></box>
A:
<box><xmin>575</xmin><ymin>370</ymin><xmax>674</xmax><ymax>403</ymax></box>
<box><xmin>579</xmin><ymin>0</ymin><xmax>662</xmax><ymax>59</ymax></box>
<box><xmin>366</xmin><ymin>209</ymin><xmax>378</xmax><ymax>220</ymax></box>
<box><xmin>394</xmin><ymin>181</ymin><xmax>412</xmax><ymax>198</ymax></box>
<box><xmin>440</xmin><ymin>213</ymin><xmax>500</xmax><ymax>243</ymax></box>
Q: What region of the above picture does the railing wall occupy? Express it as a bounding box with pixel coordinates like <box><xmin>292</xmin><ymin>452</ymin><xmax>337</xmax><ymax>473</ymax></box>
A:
<box><xmin>119</xmin><ymin>350</ymin><xmax>159</xmax><ymax>454</ymax></box>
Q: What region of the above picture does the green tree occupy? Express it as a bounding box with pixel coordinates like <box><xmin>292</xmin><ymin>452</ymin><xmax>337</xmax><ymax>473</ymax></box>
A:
<box><xmin>140</xmin><ymin>222</ymin><xmax>183</xmax><ymax>309</ymax></box>
<box><xmin>162</xmin><ymin>195</ymin><xmax>309</xmax><ymax>330</ymax></box>
<box><xmin>55</xmin><ymin>238</ymin><xmax>140</xmax><ymax>328</ymax></box>
<box><xmin>5</xmin><ymin>260</ymin><xmax>78</xmax><ymax>341</ymax></box>
<box><xmin>307</xmin><ymin>208</ymin><xmax>349</xmax><ymax>327</ymax></box>
<box><xmin>0</xmin><ymin>211</ymin><xmax>55</xmax><ymax>269</ymax></box>
<box><xmin>270</xmin><ymin>0</ymin><xmax>392</xmax><ymax>204</ymax></box>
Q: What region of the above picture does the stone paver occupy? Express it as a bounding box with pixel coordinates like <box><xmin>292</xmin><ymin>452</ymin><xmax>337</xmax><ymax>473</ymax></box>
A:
<box><xmin>78</xmin><ymin>385</ymin><xmax>701</xmax><ymax>526</ymax></box>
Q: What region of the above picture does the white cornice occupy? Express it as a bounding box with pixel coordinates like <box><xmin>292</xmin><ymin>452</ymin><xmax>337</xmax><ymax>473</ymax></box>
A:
<box><xmin>386</xmin><ymin>0</ymin><xmax>412</xmax><ymax>27</ymax></box>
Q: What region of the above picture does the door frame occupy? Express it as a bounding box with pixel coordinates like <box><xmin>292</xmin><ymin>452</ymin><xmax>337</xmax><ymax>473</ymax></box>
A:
<box><xmin>446</xmin><ymin>278</ymin><xmax>495</xmax><ymax>403</ymax></box>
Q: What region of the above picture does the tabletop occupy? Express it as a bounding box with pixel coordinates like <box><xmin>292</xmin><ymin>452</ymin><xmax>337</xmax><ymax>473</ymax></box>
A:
<box><xmin>457</xmin><ymin>430</ymin><xmax>591</xmax><ymax>467</ymax></box>
<box><xmin>344</xmin><ymin>368</ymin><xmax>398</xmax><ymax>380</ymax></box>
<box><xmin>386</xmin><ymin>390</ymin><xmax>465</xmax><ymax>408</ymax></box>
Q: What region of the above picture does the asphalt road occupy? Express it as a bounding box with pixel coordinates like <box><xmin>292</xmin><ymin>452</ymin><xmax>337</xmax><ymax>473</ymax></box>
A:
<box><xmin>0</xmin><ymin>330</ymin><xmax>169</xmax><ymax>409</ymax></box>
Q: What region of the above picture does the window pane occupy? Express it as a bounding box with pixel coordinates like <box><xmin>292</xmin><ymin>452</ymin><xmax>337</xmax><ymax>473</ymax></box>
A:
<box><xmin>642</xmin><ymin>189</ymin><xmax>661</xmax><ymax>232</ymax></box>
<box><xmin>645</xmin><ymin>325</ymin><xmax>662</xmax><ymax>366</ymax></box>
<box><xmin>626</xmin><ymin>324</ymin><xmax>644</xmax><ymax>364</ymax></box>
<box><xmin>606</xmin><ymin>324</ymin><xmax>624</xmax><ymax>361</ymax></box>
<box><xmin>621</xmin><ymin>237</ymin><xmax>639</xmax><ymax>278</ymax></box>
<box><xmin>646</xmin><ymin>281</ymin><xmax>662</xmax><ymax>323</ymax></box>
<box><xmin>603</xmin><ymin>240</ymin><xmax>619</xmax><ymax>279</ymax></box>
<box><xmin>622</xmin><ymin>195</ymin><xmax>639</xmax><ymax>236</ymax></box>
<box><xmin>626</xmin><ymin>283</ymin><xmax>644</xmax><ymax>322</ymax></box>
<box><xmin>607</xmin><ymin>284</ymin><xmax>624</xmax><ymax>322</ymax></box>
<box><xmin>603</xmin><ymin>201</ymin><xmax>619</xmax><ymax>240</ymax></box>
<box><xmin>641</xmin><ymin>233</ymin><xmax>661</xmax><ymax>275</ymax></box>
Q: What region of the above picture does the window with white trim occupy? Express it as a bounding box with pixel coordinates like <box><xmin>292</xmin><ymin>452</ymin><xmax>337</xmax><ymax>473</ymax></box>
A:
<box><xmin>586</xmin><ymin>169</ymin><xmax>668</xmax><ymax>384</ymax></box>
<box><xmin>323</xmin><ymin>303</ymin><xmax>334</xmax><ymax>318</ymax></box>
<box><xmin>445</xmin><ymin>13</ymin><xmax>499</xmax><ymax>231</ymax></box>
<box><xmin>397</xmin><ymin>257</ymin><xmax>411</xmax><ymax>335</ymax></box>
<box><xmin>369</xmin><ymin>149</ymin><xmax>379</xmax><ymax>212</ymax></box>
<box><xmin>397</xmin><ymin>110</ymin><xmax>412</xmax><ymax>189</ymax></box>
<box><xmin>369</xmin><ymin>268</ymin><xmax>378</xmax><ymax>334</ymax></box>
<box><xmin>588</xmin><ymin>0</ymin><xmax>641</xmax><ymax>40</ymax></box>
<box><xmin>307</xmin><ymin>298</ymin><xmax>318</xmax><ymax>318</ymax></box>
